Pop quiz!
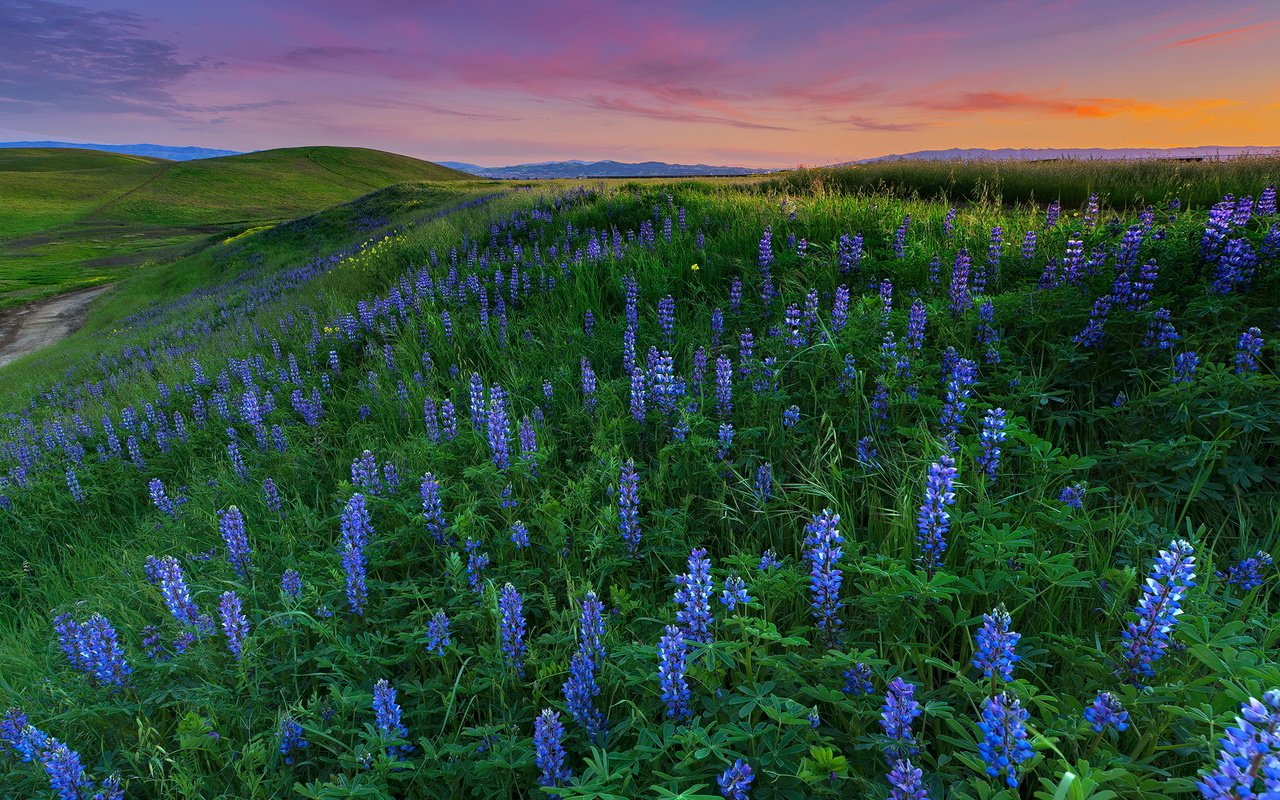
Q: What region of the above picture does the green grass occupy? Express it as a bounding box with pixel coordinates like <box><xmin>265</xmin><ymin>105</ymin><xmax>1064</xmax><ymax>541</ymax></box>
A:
<box><xmin>0</xmin><ymin>146</ymin><xmax>476</xmax><ymax>309</ymax></box>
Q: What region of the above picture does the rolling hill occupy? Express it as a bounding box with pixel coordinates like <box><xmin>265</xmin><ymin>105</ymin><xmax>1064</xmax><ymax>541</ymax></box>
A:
<box><xmin>439</xmin><ymin>159</ymin><xmax>770</xmax><ymax>178</ymax></box>
<box><xmin>0</xmin><ymin>146</ymin><xmax>474</xmax><ymax>308</ymax></box>
<box><xmin>0</xmin><ymin>140</ymin><xmax>241</xmax><ymax>161</ymax></box>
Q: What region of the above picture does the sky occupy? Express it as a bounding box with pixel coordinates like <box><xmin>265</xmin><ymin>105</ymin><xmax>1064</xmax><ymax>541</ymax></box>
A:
<box><xmin>0</xmin><ymin>0</ymin><xmax>1277</xmax><ymax>167</ymax></box>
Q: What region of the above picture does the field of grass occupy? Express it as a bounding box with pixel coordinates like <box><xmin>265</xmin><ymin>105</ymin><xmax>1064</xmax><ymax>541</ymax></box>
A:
<box><xmin>0</xmin><ymin>146</ymin><xmax>475</xmax><ymax>309</ymax></box>
<box><xmin>0</xmin><ymin>165</ymin><xmax>1278</xmax><ymax>799</ymax></box>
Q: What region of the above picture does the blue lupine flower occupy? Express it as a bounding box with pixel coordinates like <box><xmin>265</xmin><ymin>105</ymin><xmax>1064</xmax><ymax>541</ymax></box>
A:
<box><xmin>146</xmin><ymin>555</ymin><xmax>205</xmax><ymax>628</ymax></box>
<box><xmin>758</xmin><ymin>226</ymin><xmax>776</xmax><ymax>305</ymax></box>
<box><xmin>906</xmin><ymin>300</ymin><xmax>927</xmax><ymax>351</ymax></box>
<box><xmin>53</xmin><ymin>613</ymin><xmax>132</xmax><ymax>689</ymax></box>
<box><xmin>1021</xmin><ymin>230</ymin><xmax>1037</xmax><ymax>261</ymax></box>
<box><xmin>1173</xmin><ymin>351</ymin><xmax>1200</xmax><ymax>385</ymax></box>
<box><xmin>1072</xmin><ymin>294</ymin><xmax>1112</xmax><ymax>348</ymax></box>
<box><xmin>977</xmin><ymin>409</ymin><xmax>1007</xmax><ymax>482</ymax></box>
<box><xmin>973</xmin><ymin>607</ymin><xmax>1020</xmax><ymax>682</ymax></box>
<box><xmin>64</xmin><ymin>467</ymin><xmax>85</xmax><ymax>504</ymax></box>
<box><xmin>281</xmin><ymin>569</ymin><xmax>303</xmax><ymax>601</ymax></box>
<box><xmin>1083</xmin><ymin>193</ymin><xmax>1100</xmax><ymax>230</ymax></box>
<box><xmin>580</xmin><ymin>358</ymin><xmax>598</xmax><ymax>414</ymax></box>
<box><xmin>939</xmin><ymin>356</ymin><xmax>977</xmax><ymax>446</ymax></box>
<box><xmin>893</xmin><ymin>214</ymin><xmax>910</xmax><ymax>259</ymax></box>
<box><xmin>279</xmin><ymin>715</ymin><xmax>309</xmax><ymax>765</ymax></box>
<box><xmin>425</xmin><ymin>610</ymin><xmax>452</xmax><ymax>655</ymax></box>
<box><xmin>805</xmin><ymin>509</ymin><xmax>844</xmax><ymax>646</ymax></box>
<box><xmin>857</xmin><ymin>435</ymin><xmax>879</xmax><ymax>470</ymax></box>
<box><xmin>218</xmin><ymin>505</ymin><xmax>252</xmax><ymax>579</ymax></box>
<box><xmin>916</xmin><ymin>456</ymin><xmax>958</xmax><ymax>576</ymax></box>
<box><xmin>465</xmin><ymin>539</ymin><xmax>489</xmax><ymax>593</ymax></box>
<box><xmin>881</xmin><ymin>677</ymin><xmax>922</xmax><ymax>758</ymax></box>
<box><xmin>844</xmin><ymin>663</ymin><xmax>875</xmax><ymax>695</ymax></box>
<box><xmin>718</xmin><ymin>758</ymin><xmax>754</xmax><ymax>799</ymax></box>
<box><xmin>340</xmin><ymin>495</ymin><xmax>372</xmax><ymax>615</ymax></box>
<box><xmin>758</xmin><ymin>550</ymin><xmax>781</xmax><ymax>571</ymax></box>
<box><xmin>943</xmin><ymin>207</ymin><xmax>957</xmax><ymax>237</ymax></box>
<box><xmin>498</xmin><ymin>583</ymin><xmax>527</xmax><ymax>676</ymax></box>
<box><xmin>219</xmin><ymin>590</ymin><xmax>249</xmax><ymax>660</ymax></box>
<box><xmin>149</xmin><ymin>478</ymin><xmax>180</xmax><ymax>519</ymax></box>
<box><xmin>675</xmin><ymin>548</ymin><xmax>714</xmax><ymax>644</ymax></box>
<box><xmin>715</xmin><ymin>356</ymin><xmax>733</xmax><ymax>418</ymax></box>
<box><xmin>888</xmin><ymin>758</ymin><xmax>929</xmax><ymax>800</ymax></box>
<box><xmin>534</xmin><ymin>708</ymin><xmax>572</xmax><ymax>793</ymax></box>
<box><xmin>1221</xmin><ymin>551</ymin><xmax>1273</xmax><ymax>591</ymax></box>
<box><xmin>630</xmin><ymin>368</ymin><xmax>648</xmax><ymax>422</ymax></box>
<box><xmin>1121</xmin><ymin>539</ymin><xmax>1196</xmax><ymax>682</ymax></box>
<box><xmin>782</xmin><ymin>405</ymin><xmax>800</xmax><ymax>428</ymax></box>
<box><xmin>754</xmin><ymin>463</ymin><xmax>773</xmax><ymax>504</ymax></box>
<box><xmin>563</xmin><ymin>591</ymin><xmax>607</xmax><ymax>741</ymax></box>
<box><xmin>717</xmin><ymin>423</ymin><xmax>734</xmax><ymax>460</ymax></box>
<box><xmin>949</xmin><ymin>249</ymin><xmax>972</xmax><ymax>317</ymax></box>
<box><xmin>978</xmin><ymin>692</ymin><xmax>1034</xmax><ymax>788</ymax></box>
<box><xmin>1235</xmin><ymin>327</ymin><xmax>1264</xmax><ymax>374</ymax></box>
<box><xmin>619</xmin><ymin>459</ymin><xmax>641</xmax><ymax>555</ymax></box>
<box><xmin>1143</xmin><ymin>308</ymin><xmax>1180</xmax><ymax>349</ymax></box>
<box><xmin>372</xmin><ymin>679</ymin><xmax>412</xmax><ymax>757</ymax></box>
<box><xmin>487</xmin><ymin>383</ymin><xmax>513</xmax><ymax>469</ymax></box>
<box><xmin>1059</xmin><ymin>483</ymin><xmax>1086</xmax><ymax>509</ymax></box>
<box><xmin>1197</xmin><ymin>689</ymin><xmax>1280</xmax><ymax>799</ymax></box>
<box><xmin>720</xmin><ymin>575</ymin><xmax>751</xmax><ymax>610</ymax></box>
<box><xmin>263</xmin><ymin>477</ymin><xmax>283</xmax><ymax>514</ymax></box>
<box><xmin>658</xmin><ymin>295</ymin><xmax>676</xmax><ymax>344</ymax></box>
<box><xmin>40</xmin><ymin>739</ymin><xmax>93</xmax><ymax>800</ymax></box>
<box><xmin>350</xmin><ymin>450</ymin><xmax>382</xmax><ymax>495</ymax></box>
<box><xmin>1084</xmin><ymin>692</ymin><xmax>1129</xmax><ymax>733</ymax></box>
<box><xmin>510</xmin><ymin>521</ymin><xmax>530</xmax><ymax>549</ymax></box>
<box><xmin>1045</xmin><ymin>200</ymin><xmax>1060</xmax><ymax>228</ymax></box>
<box><xmin>469</xmin><ymin>373</ymin><xmax>487</xmax><ymax>430</ymax></box>
<box><xmin>658</xmin><ymin>624</ymin><xmax>692</xmax><ymax>721</ymax></box>
<box><xmin>420</xmin><ymin>473</ymin><xmax>449</xmax><ymax>545</ymax></box>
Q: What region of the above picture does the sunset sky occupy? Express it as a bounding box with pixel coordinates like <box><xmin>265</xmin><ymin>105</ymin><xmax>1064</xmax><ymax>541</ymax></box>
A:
<box><xmin>1</xmin><ymin>0</ymin><xmax>1277</xmax><ymax>167</ymax></box>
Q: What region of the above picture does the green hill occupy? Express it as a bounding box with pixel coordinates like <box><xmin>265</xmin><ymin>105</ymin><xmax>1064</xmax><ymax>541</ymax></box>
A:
<box><xmin>0</xmin><ymin>146</ymin><xmax>475</xmax><ymax>308</ymax></box>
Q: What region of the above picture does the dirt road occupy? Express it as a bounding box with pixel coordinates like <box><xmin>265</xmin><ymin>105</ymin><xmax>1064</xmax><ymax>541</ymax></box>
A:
<box><xmin>0</xmin><ymin>285</ymin><xmax>111</xmax><ymax>368</ymax></box>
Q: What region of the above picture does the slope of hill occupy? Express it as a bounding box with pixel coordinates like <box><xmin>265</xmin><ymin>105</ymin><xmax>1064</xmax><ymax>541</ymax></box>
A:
<box><xmin>0</xmin><ymin>146</ymin><xmax>474</xmax><ymax>309</ymax></box>
<box><xmin>440</xmin><ymin>159</ymin><xmax>770</xmax><ymax>178</ymax></box>
<box><xmin>0</xmin><ymin>140</ymin><xmax>241</xmax><ymax>161</ymax></box>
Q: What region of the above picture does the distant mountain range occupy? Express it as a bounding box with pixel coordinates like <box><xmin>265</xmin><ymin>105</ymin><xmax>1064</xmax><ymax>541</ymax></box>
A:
<box><xmin>0</xmin><ymin>141</ymin><xmax>241</xmax><ymax>161</ymax></box>
<box><xmin>438</xmin><ymin>160</ymin><xmax>772</xmax><ymax>179</ymax></box>
<box><xmin>844</xmin><ymin>146</ymin><xmax>1280</xmax><ymax>164</ymax></box>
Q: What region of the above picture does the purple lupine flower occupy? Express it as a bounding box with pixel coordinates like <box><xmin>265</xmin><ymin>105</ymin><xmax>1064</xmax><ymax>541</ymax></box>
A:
<box><xmin>146</xmin><ymin>555</ymin><xmax>204</xmax><ymax>627</ymax></box>
<box><xmin>857</xmin><ymin>435</ymin><xmax>879</xmax><ymax>470</ymax></box>
<box><xmin>844</xmin><ymin>663</ymin><xmax>875</xmax><ymax>695</ymax></box>
<box><xmin>754</xmin><ymin>463</ymin><xmax>773</xmax><ymax>505</ymax></box>
<box><xmin>1143</xmin><ymin>308</ymin><xmax>1180</xmax><ymax>349</ymax></box>
<box><xmin>657</xmin><ymin>624</ymin><xmax>692</xmax><ymax>721</ymax></box>
<box><xmin>510</xmin><ymin>520</ymin><xmax>530</xmax><ymax>548</ymax></box>
<box><xmin>1211</xmin><ymin>238</ymin><xmax>1258</xmax><ymax>294</ymax></box>
<box><xmin>805</xmin><ymin>509</ymin><xmax>844</xmax><ymax>646</ymax></box>
<box><xmin>939</xmin><ymin>356</ymin><xmax>978</xmax><ymax>446</ymax></box>
<box><xmin>465</xmin><ymin>538</ymin><xmax>489</xmax><ymax>593</ymax></box>
<box><xmin>1173</xmin><ymin>351</ymin><xmax>1200</xmax><ymax>385</ymax></box>
<box><xmin>785</xmin><ymin>303</ymin><xmax>804</xmax><ymax>347</ymax></box>
<box><xmin>1062</xmin><ymin>237</ymin><xmax>1085</xmax><ymax>284</ymax></box>
<box><xmin>758</xmin><ymin>550</ymin><xmax>781</xmax><ymax>571</ymax></box>
<box><xmin>218</xmin><ymin>590</ymin><xmax>249</xmax><ymax>660</ymax></box>
<box><xmin>440</xmin><ymin>399</ymin><xmax>458</xmax><ymax>441</ymax></box>
<box><xmin>888</xmin><ymin>758</ymin><xmax>929</xmax><ymax>800</ymax></box>
<box><xmin>487</xmin><ymin>383</ymin><xmax>513</xmax><ymax>469</ymax></box>
<box><xmin>893</xmin><ymin>214</ymin><xmax>910</xmax><ymax>258</ymax></box>
<box><xmin>468</xmin><ymin>372</ymin><xmax>486</xmax><ymax>430</ymax></box>
<box><xmin>54</xmin><ymin>613</ymin><xmax>132</xmax><ymax>689</ymax></box>
<box><xmin>978</xmin><ymin>692</ymin><xmax>1034</xmax><ymax>788</ymax></box>
<box><xmin>658</xmin><ymin>295</ymin><xmax>676</xmax><ymax>344</ymax></box>
<box><xmin>782</xmin><ymin>405</ymin><xmax>800</xmax><ymax>429</ymax></box>
<box><xmin>279</xmin><ymin>715</ymin><xmax>309</xmax><ymax>765</ymax></box>
<box><xmin>871</xmin><ymin>379</ymin><xmax>890</xmax><ymax>431</ymax></box>
<box><xmin>1083</xmin><ymin>192</ymin><xmax>1100</xmax><ymax>230</ymax></box>
<box><xmin>1197</xmin><ymin>689</ymin><xmax>1280</xmax><ymax>799</ymax></box>
<box><xmin>227</xmin><ymin>436</ymin><xmax>248</xmax><ymax>478</ymax></box>
<box><xmin>64</xmin><ymin>468</ymin><xmax>84</xmax><ymax>504</ymax></box>
<box><xmin>38</xmin><ymin>739</ymin><xmax>93</xmax><ymax>800</ymax></box>
<box><xmin>717</xmin><ymin>423</ymin><xmax>734</xmax><ymax>460</ymax></box>
<box><xmin>619</xmin><ymin>459</ymin><xmax>641</xmax><ymax>555</ymax></box>
<box><xmin>1021</xmin><ymin>230</ymin><xmax>1037</xmax><ymax>261</ymax></box>
<box><xmin>1084</xmin><ymin>692</ymin><xmax>1129</xmax><ymax>733</ymax></box>
<box><xmin>1129</xmin><ymin>258</ymin><xmax>1159</xmax><ymax>310</ymax></box>
<box><xmin>905</xmin><ymin>300</ymin><xmax>926</xmax><ymax>351</ymax></box>
<box><xmin>973</xmin><ymin>607</ymin><xmax>1020</xmax><ymax>682</ymax></box>
<box><xmin>518</xmin><ymin>416</ymin><xmax>538</xmax><ymax>474</ymax></box>
<box><xmin>498</xmin><ymin>582</ymin><xmax>527</xmax><ymax>676</ymax></box>
<box><xmin>1072</xmin><ymin>294</ymin><xmax>1112</xmax><ymax>348</ymax></box>
<box><xmin>1260</xmin><ymin>184</ymin><xmax>1278</xmax><ymax>216</ymax></box>
<box><xmin>630</xmin><ymin>368</ymin><xmax>648</xmax><ymax>422</ymax></box>
<box><xmin>729</xmin><ymin>276</ymin><xmax>743</xmax><ymax>314</ymax></box>
<box><xmin>976</xmin><ymin>300</ymin><xmax>1000</xmax><ymax>364</ymax></box>
<box><xmin>715</xmin><ymin>356</ymin><xmax>733</xmax><ymax>419</ymax></box>
<box><xmin>880</xmin><ymin>279</ymin><xmax>894</xmax><ymax>323</ymax></box>
<box><xmin>263</xmin><ymin>477</ymin><xmax>283</xmax><ymax>514</ymax></box>
<box><xmin>650</xmin><ymin>350</ymin><xmax>679</xmax><ymax>417</ymax></box>
<box><xmin>1235</xmin><ymin>327</ymin><xmax>1264</xmax><ymax>374</ymax></box>
<box><xmin>218</xmin><ymin>506</ymin><xmax>252</xmax><ymax>579</ymax></box>
<box><xmin>720</xmin><ymin>575</ymin><xmax>751</xmax><ymax>610</ymax></box>
<box><xmin>674</xmin><ymin>548</ymin><xmax>714</xmax><ymax>644</ymax></box>
<box><xmin>340</xmin><ymin>494</ymin><xmax>372</xmax><ymax>615</ymax></box>
<box><xmin>372</xmin><ymin>679</ymin><xmax>412</xmax><ymax>757</ymax></box>
<box><xmin>943</xmin><ymin>206</ymin><xmax>957</xmax><ymax>238</ymax></box>
<box><xmin>149</xmin><ymin>478</ymin><xmax>180</xmax><ymax>519</ymax></box>
<box><xmin>351</xmin><ymin>450</ymin><xmax>382</xmax><ymax>495</ymax></box>
<box><xmin>280</xmin><ymin>569</ymin><xmax>303</xmax><ymax>601</ymax></box>
<box><xmin>421</xmin><ymin>473</ymin><xmax>449</xmax><ymax>545</ymax></box>
<box><xmin>977</xmin><ymin>409</ymin><xmax>1007</xmax><ymax>482</ymax></box>
<box><xmin>758</xmin><ymin>227</ymin><xmax>776</xmax><ymax>305</ymax></box>
<box><xmin>563</xmin><ymin>591</ymin><xmax>607</xmax><ymax>741</ymax></box>
<box><xmin>1221</xmin><ymin>551</ymin><xmax>1273</xmax><ymax>591</ymax></box>
<box><xmin>718</xmin><ymin>759</ymin><xmax>754</xmax><ymax>800</ymax></box>
<box><xmin>425</xmin><ymin>610</ymin><xmax>451</xmax><ymax>655</ymax></box>
<box><xmin>1059</xmin><ymin>483</ymin><xmax>1086</xmax><ymax>509</ymax></box>
<box><xmin>583</xmin><ymin>309</ymin><xmax>595</xmax><ymax>337</ymax></box>
<box><xmin>916</xmin><ymin>456</ymin><xmax>958</xmax><ymax>576</ymax></box>
<box><xmin>534</xmin><ymin>709</ymin><xmax>572</xmax><ymax>791</ymax></box>
<box><xmin>949</xmin><ymin>249</ymin><xmax>972</xmax><ymax>317</ymax></box>
<box><xmin>838</xmin><ymin>232</ymin><xmax>864</xmax><ymax>273</ymax></box>
<box><xmin>881</xmin><ymin>677</ymin><xmax>922</xmax><ymax>757</ymax></box>
<box><xmin>1121</xmin><ymin>539</ymin><xmax>1196</xmax><ymax>682</ymax></box>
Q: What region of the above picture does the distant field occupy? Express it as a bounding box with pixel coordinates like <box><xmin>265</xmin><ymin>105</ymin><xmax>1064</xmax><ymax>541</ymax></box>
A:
<box><xmin>0</xmin><ymin>146</ymin><xmax>474</xmax><ymax>309</ymax></box>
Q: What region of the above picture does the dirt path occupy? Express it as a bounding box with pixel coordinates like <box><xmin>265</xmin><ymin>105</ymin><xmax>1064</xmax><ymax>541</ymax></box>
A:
<box><xmin>0</xmin><ymin>285</ymin><xmax>112</xmax><ymax>368</ymax></box>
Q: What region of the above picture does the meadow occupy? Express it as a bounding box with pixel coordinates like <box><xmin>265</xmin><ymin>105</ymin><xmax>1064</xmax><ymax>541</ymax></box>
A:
<box><xmin>0</xmin><ymin>159</ymin><xmax>1278</xmax><ymax>800</ymax></box>
<box><xmin>0</xmin><ymin>147</ymin><xmax>472</xmax><ymax>309</ymax></box>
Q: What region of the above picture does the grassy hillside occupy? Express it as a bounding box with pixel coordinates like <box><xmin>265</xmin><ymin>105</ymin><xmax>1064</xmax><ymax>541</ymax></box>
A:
<box><xmin>0</xmin><ymin>146</ymin><xmax>475</xmax><ymax>309</ymax></box>
<box><xmin>0</xmin><ymin>168</ymin><xmax>1277</xmax><ymax>798</ymax></box>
